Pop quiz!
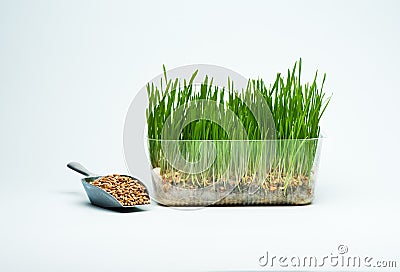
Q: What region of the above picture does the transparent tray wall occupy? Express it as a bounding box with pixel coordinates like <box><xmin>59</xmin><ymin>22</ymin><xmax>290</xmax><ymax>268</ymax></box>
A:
<box><xmin>149</xmin><ymin>138</ymin><xmax>322</xmax><ymax>206</ymax></box>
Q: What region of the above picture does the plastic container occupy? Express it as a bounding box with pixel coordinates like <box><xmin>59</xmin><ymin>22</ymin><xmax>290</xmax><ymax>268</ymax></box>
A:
<box><xmin>148</xmin><ymin>138</ymin><xmax>322</xmax><ymax>206</ymax></box>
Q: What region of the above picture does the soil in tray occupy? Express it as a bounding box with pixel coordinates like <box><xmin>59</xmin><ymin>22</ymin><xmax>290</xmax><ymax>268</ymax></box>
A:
<box><xmin>152</xmin><ymin>168</ymin><xmax>315</xmax><ymax>205</ymax></box>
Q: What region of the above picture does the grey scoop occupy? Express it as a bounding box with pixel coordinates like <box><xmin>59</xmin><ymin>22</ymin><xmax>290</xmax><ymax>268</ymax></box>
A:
<box><xmin>67</xmin><ymin>162</ymin><xmax>150</xmax><ymax>208</ymax></box>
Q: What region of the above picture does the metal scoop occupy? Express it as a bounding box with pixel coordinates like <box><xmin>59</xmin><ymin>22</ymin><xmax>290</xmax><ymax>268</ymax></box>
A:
<box><xmin>67</xmin><ymin>162</ymin><xmax>150</xmax><ymax>208</ymax></box>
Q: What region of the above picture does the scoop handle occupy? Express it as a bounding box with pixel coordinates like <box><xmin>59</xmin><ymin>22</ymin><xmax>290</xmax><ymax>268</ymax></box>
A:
<box><xmin>67</xmin><ymin>162</ymin><xmax>97</xmax><ymax>177</ymax></box>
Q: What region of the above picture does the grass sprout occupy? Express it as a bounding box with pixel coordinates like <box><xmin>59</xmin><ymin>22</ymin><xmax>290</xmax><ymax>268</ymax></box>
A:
<box><xmin>146</xmin><ymin>60</ymin><xmax>331</xmax><ymax>191</ymax></box>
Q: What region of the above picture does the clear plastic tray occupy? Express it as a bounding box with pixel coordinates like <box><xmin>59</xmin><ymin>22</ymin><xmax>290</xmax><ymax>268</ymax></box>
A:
<box><xmin>148</xmin><ymin>138</ymin><xmax>322</xmax><ymax>206</ymax></box>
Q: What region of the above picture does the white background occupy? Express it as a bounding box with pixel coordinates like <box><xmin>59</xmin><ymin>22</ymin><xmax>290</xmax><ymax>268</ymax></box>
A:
<box><xmin>1</xmin><ymin>0</ymin><xmax>399</xmax><ymax>271</ymax></box>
